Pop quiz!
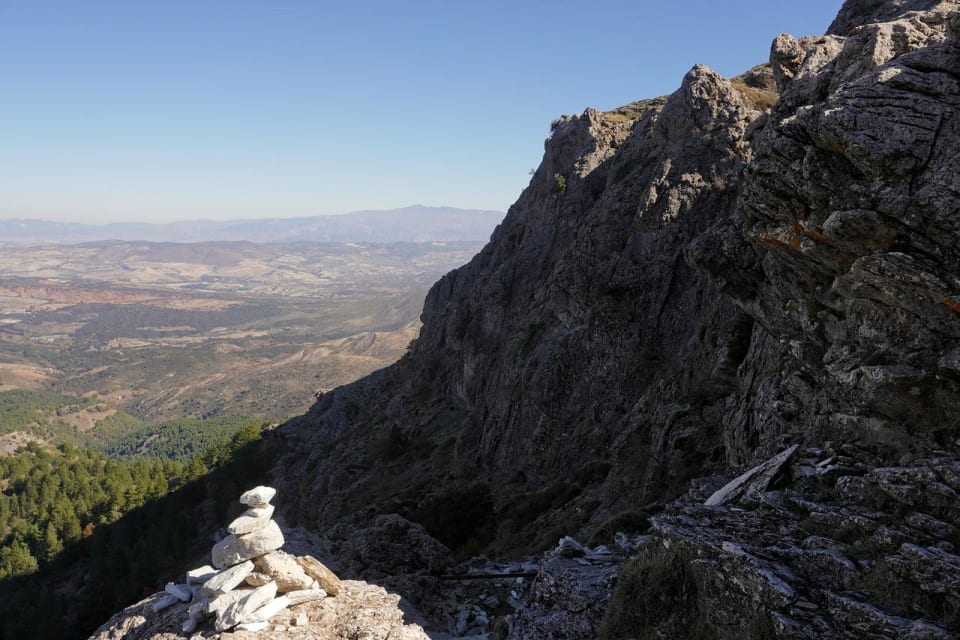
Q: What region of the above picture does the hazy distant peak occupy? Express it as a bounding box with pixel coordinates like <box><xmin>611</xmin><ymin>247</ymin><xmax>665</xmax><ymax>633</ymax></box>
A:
<box><xmin>0</xmin><ymin>206</ymin><xmax>505</xmax><ymax>246</ymax></box>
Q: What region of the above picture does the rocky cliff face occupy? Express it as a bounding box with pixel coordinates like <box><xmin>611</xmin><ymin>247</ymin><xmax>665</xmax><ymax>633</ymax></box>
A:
<box><xmin>90</xmin><ymin>0</ymin><xmax>960</xmax><ymax>637</ymax></box>
<box><xmin>280</xmin><ymin>0</ymin><xmax>957</xmax><ymax>533</ymax></box>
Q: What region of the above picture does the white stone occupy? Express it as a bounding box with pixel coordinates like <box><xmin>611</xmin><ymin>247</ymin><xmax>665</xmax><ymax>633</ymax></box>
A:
<box><xmin>239</xmin><ymin>486</ymin><xmax>276</xmax><ymax>507</ymax></box>
<box><xmin>242</xmin><ymin>595</ymin><xmax>291</xmax><ymax>624</ymax></box>
<box><xmin>165</xmin><ymin>582</ymin><xmax>192</xmax><ymax>602</ymax></box>
<box><xmin>284</xmin><ymin>588</ymin><xmax>327</xmax><ymax>606</ymax></box>
<box><xmin>295</xmin><ymin>612</ymin><xmax>309</xmax><ymax>626</ymax></box>
<box><xmin>182</xmin><ymin>604</ymin><xmax>206</xmax><ymax>634</ymax></box>
<box><xmin>186</xmin><ymin>565</ymin><xmax>218</xmax><ymax>585</ymax></box>
<box><xmin>245</xmin><ymin>571</ymin><xmax>273</xmax><ymax>587</ymax></box>
<box><xmin>211</xmin><ymin>520</ymin><xmax>285</xmax><ymax>568</ymax></box>
<box><xmin>207</xmin><ymin>589</ymin><xmax>248</xmax><ymax>616</ymax></box>
<box><xmin>202</xmin><ymin>560</ymin><xmax>254</xmax><ymax>594</ymax></box>
<box><xmin>150</xmin><ymin>594</ymin><xmax>179</xmax><ymax>612</ymax></box>
<box><xmin>228</xmin><ymin>504</ymin><xmax>275</xmax><ymax>535</ymax></box>
<box><xmin>216</xmin><ymin>581</ymin><xmax>278</xmax><ymax>631</ymax></box>
<box><xmin>235</xmin><ymin>621</ymin><xmax>269</xmax><ymax>632</ymax></box>
<box><xmin>705</xmin><ymin>444</ymin><xmax>800</xmax><ymax>507</ymax></box>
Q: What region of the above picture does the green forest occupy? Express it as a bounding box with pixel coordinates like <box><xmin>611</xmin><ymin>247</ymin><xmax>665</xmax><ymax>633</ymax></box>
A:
<box><xmin>0</xmin><ymin>389</ymin><xmax>266</xmax><ymax>458</ymax></box>
<box><xmin>0</xmin><ymin>382</ymin><xmax>279</xmax><ymax>638</ymax></box>
<box><xmin>0</xmin><ymin>423</ymin><xmax>273</xmax><ymax>639</ymax></box>
<box><xmin>0</xmin><ymin>422</ymin><xmax>263</xmax><ymax>581</ymax></box>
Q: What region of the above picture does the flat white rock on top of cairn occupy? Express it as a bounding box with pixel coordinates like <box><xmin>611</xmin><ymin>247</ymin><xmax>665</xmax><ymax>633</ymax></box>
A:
<box><xmin>240</xmin><ymin>485</ymin><xmax>276</xmax><ymax>507</ymax></box>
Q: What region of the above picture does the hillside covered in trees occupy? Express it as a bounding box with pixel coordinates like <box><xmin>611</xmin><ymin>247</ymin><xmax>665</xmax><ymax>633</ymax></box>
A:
<box><xmin>0</xmin><ymin>422</ymin><xmax>272</xmax><ymax>638</ymax></box>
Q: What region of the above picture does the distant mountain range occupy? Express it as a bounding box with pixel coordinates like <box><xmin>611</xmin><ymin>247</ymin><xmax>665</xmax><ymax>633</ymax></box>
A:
<box><xmin>0</xmin><ymin>205</ymin><xmax>505</xmax><ymax>246</ymax></box>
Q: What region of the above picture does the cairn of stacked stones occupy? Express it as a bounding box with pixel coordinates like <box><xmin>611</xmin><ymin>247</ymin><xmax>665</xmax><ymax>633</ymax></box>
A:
<box><xmin>152</xmin><ymin>485</ymin><xmax>341</xmax><ymax>633</ymax></box>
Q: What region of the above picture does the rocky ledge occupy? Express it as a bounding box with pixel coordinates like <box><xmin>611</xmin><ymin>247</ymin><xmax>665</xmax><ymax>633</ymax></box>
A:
<box><xmin>89</xmin><ymin>487</ymin><xmax>429</xmax><ymax>640</ymax></box>
<box><xmin>617</xmin><ymin>446</ymin><xmax>960</xmax><ymax>639</ymax></box>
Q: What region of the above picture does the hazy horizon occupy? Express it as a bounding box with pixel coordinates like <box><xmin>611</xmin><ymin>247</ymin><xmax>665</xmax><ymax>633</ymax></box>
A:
<box><xmin>0</xmin><ymin>203</ymin><xmax>504</xmax><ymax>226</ymax></box>
<box><xmin>1</xmin><ymin>1</ymin><xmax>842</xmax><ymax>224</ymax></box>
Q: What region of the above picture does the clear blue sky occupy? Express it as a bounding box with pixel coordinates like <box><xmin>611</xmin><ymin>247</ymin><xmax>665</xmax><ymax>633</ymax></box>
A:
<box><xmin>0</xmin><ymin>1</ymin><xmax>842</xmax><ymax>223</ymax></box>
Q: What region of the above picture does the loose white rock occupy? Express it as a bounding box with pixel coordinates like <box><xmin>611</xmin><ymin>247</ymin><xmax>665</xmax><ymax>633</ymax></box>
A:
<box><xmin>216</xmin><ymin>582</ymin><xmax>278</xmax><ymax>631</ymax></box>
<box><xmin>235</xmin><ymin>621</ymin><xmax>269</xmax><ymax>632</ymax></box>
<box><xmin>182</xmin><ymin>604</ymin><xmax>205</xmax><ymax>634</ymax></box>
<box><xmin>285</xmin><ymin>588</ymin><xmax>327</xmax><ymax>606</ymax></box>
<box><xmin>211</xmin><ymin>521</ymin><xmax>285</xmax><ymax>568</ymax></box>
<box><xmin>228</xmin><ymin>504</ymin><xmax>275</xmax><ymax>535</ymax></box>
<box><xmin>186</xmin><ymin>565</ymin><xmax>218</xmax><ymax>585</ymax></box>
<box><xmin>294</xmin><ymin>612</ymin><xmax>309</xmax><ymax>626</ymax></box>
<box><xmin>207</xmin><ymin>589</ymin><xmax>249</xmax><ymax>616</ymax></box>
<box><xmin>242</xmin><ymin>595</ymin><xmax>291</xmax><ymax>624</ymax></box>
<box><xmin>239</xmin><ymin>486</ymin><xmax>276</xmax><ymax>507</ymax></box>
<box><xmin>165</xmin><ymin>582</ymin><xmax>192</xmax><ymax>602</ymax></box>
<box><xmin>202</xmin><ymin>560</ymin><xmax>254</xmax><ymax>594</ymax></box>
<box><xmin>295</xmin><ymin>554</ymin><xmax>341</xmax><ymax>595</ymax></box>
<box><xmin>150</xmin><ymin>594</ymin><xmax>180</xmax><ymax>613</ymax></box>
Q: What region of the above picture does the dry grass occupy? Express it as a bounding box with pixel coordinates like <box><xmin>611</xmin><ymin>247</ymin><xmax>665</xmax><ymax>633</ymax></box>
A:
<box><xmin>731</xmin><ymin>80</ymin><xmax>779</xmax><ymax>110</ymax></box>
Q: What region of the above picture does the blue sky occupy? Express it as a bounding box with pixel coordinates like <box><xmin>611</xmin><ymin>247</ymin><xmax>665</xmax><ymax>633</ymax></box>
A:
<box><xmin>0</xmin><ymin>1</ymin><xmax>842</xmax><ymax>223</ymax></box>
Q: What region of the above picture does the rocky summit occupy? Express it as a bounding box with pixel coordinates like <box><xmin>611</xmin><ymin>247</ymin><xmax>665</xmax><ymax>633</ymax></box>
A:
<box><xmin>90</xmin><ymin>0</ymin><xmax>960</xmax><ymax>638</ymax></box>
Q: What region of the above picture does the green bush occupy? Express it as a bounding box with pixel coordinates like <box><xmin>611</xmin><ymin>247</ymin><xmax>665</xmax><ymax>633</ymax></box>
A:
<box><xmin>554</xmin><ymin>173</ymin><xmax>567</xmax><ymax>193</ymax></box>
<box><xmin>599</xmin><ymin>545</ymin><xmax>700</xmax><ymax>640</ymax></box>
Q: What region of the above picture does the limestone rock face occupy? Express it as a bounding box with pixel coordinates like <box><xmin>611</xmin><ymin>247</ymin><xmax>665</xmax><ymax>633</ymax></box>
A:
<box><xmin>211</xmin><ymin>520</ymin><xmax>285</xmax><ymax>569</ymax></box>
<box><xmin>264</xmin><ymin>0</ymin><xmax>960</xmax><ymax>637</ymax></box>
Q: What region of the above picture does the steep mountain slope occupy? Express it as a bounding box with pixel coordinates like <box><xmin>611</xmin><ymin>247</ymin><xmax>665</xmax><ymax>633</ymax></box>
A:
<box><xmin>271</xmin><ymin>0</ymin><xmax>960</xmax><ymax>636</ymax></box>
<box><xmin>278</xmin><ymin>59</ymin><xmax>769</xmax><ymax>542</ymax></box>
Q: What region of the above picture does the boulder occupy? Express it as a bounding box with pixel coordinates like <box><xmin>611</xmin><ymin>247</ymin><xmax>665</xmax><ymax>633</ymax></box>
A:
<box><xmin>211</xmin><ymin>520</ymin><xmax>285</xmax><ymax>568</ymax></box>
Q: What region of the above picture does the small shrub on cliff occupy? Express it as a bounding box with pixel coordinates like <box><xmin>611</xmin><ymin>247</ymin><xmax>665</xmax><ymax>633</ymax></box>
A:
<box><xmin>554</xmin><ymin>173</ymin><xmax>567</xmax><ymax>193</ymax></box>
<box><xmin>599</xmin><ymin>545</ymin><xmax>701</xmax><ymax>640</ymax></box>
